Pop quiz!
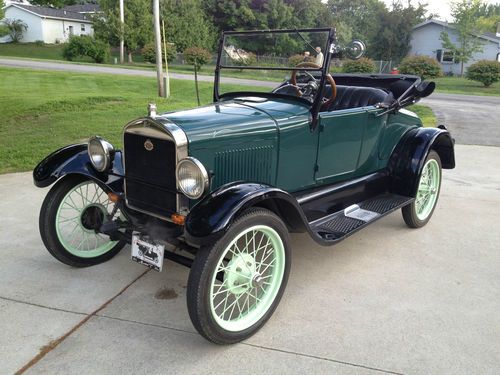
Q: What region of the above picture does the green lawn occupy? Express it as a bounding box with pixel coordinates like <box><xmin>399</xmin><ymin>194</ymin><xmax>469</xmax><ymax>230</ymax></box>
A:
<box><xmin>0</xmin><ymin>66</ymin><xmax>436</xmax><ymax>174</ymax></box>
<box><xmin>409</xmin><ymin>105</ymin><xmax>437</xmax><ymax>127</ymax></box>
<box><xmin>433</xmin><ymin>76</ymin><xmax>500</xmax><ymax>96</ymax></box>
<box><xmin>0</xmin><ymin>67</ymin><xmax>260</xmax><ymax>173</ymax></box>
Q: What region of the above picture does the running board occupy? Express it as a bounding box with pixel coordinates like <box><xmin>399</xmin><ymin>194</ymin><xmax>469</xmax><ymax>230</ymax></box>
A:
<box><xmin>309</xmin><ymin>193</ymin><xmax>413</xmax><ymax>243</ymax></box>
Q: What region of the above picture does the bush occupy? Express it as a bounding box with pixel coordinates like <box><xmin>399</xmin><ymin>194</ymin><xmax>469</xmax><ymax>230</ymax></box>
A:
<box><xmin>184</xmin><ymin>47</ymin><xmax>212</xmax><ymax>68</ymax></box>
<box><xmin>62</xmin><ymin>35</ymin><xmax>109</xmax><ymax>63</ymax></box>
<box><xmin>342</xmin><ymin>58</ymin><xmax>376</xmax><ymax>73</ymax></box>
<box><xmin>399</xmin><ymin>55</ymin><xmax>442</xmax><ymax>79</ymax></box>
<box><xmin>141</xmin><ymin>42</ymin><xmax>176</xmax><ymax>64</ymax></box>
<box><xmin>3</xmin><ymin>18</ymin><xmax>27</xmax><ymax>43</ymax></box>
<box><xmin>466</xmin><ymin>60</ymin><xmax>500</xmax><ymax>87</ymax></box>
<box><xmin>288</xmin><ymin>54</ymin><xmax>305</xmax><ymax>67</ymax></box>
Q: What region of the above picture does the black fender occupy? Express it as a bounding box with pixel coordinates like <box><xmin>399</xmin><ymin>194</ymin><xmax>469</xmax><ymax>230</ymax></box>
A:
<box><xmin>388</xmin><ymin>126</ymin><xmax>455</xmax><ymax>197</ymax></box>
<box><xmin>184</xmin><ymin>182</ymin><xmax>310</xmax><ymax>247</ymax></box>
<box><xmin>33</xmin><ymin>144</ymin><xmax>124</xmax><ymax>192</ymax></box>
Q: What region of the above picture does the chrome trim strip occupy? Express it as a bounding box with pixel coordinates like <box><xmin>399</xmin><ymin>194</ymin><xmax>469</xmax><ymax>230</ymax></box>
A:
<box><xmin>122</xmin><ymin>116</ymin><xmax>189</xmax><ymax>219</ymax></box>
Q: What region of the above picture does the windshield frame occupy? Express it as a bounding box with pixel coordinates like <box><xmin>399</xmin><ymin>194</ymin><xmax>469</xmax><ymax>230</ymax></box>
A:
<box><xmin>213</xmin><ymin>28</ymin><xmax>337</xmax><ymax>128</ymax></box>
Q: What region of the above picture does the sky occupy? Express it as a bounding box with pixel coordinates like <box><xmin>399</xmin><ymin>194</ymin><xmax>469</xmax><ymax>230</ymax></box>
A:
<box><xmin>381</xmin><ymin>0</ymin><xmax>500</xmax><ymax>21</ymax></box>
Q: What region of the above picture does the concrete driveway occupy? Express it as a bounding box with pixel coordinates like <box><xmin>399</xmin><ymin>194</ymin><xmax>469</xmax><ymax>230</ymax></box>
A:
<box><xmin>1</xmin><ymin>144</ymin><xmax>499</xmax><ymax>374</ymax></box>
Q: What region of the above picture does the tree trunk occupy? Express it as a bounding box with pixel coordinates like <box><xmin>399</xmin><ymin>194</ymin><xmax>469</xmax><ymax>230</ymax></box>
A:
<box><xmin>128</xmin><ymin>52</ymin><xmax>133</xmax><ymax>64</ymax></box>
<box><xmin>194</xmin><ymin>65</ymin><xmax>200</xmax><ymax>106</ymax></box>
<box><xmin>460</xmin><ymin>60</ymin><xmax>464</xmax><ymax>77</ymax></box>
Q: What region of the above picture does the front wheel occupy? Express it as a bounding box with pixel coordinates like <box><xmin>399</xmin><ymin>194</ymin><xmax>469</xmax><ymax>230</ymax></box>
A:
<box><xmin>402</xmin><ymin>150</ymin><xmax>442</xmax><ymax>228</ymax></box>
<box><xmin>39</xmin><ymin>175</ymin><xmax>126</xmax><ymax>267</ymax></box>
<box><xmin>187</xmin><ymin>208</ymin><xmax>291</xmax><ymax>344</ymax></box>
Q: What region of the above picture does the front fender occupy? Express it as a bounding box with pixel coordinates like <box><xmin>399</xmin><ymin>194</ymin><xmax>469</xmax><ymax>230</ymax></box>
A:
<box><xmin>33</xmin><ymin>144</ymin><xmax>124</xmax><ymax>192</ymax></box>
<box><xmin>389</xmin><ymin>126</ymin><xmax>455</xmax><ymax>197</ymax></box>
<box><xmin>184</xmin><ymin>182</ymin><xmax>309</xmax><ymax>247</ymax></box>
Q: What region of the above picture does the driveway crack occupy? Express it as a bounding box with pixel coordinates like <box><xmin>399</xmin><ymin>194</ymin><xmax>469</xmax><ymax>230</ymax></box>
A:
<box><xmin>14</xmin><ymin>268</ymin><xmax>150</xmax><ymax>375</ymax></box>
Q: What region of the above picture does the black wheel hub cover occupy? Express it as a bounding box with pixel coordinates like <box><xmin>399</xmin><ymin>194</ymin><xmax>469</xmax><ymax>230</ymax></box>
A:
<box><xmin>81</xmin><ymin>205</ymin><xmax>105</xmax><ymax>231</ymax></box>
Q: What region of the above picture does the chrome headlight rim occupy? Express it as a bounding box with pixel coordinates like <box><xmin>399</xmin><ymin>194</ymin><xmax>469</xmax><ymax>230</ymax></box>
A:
<box><xmin>176</xmin><ymin>157</ymin><xmax>209</xmax><ymax>200</ymax></box>
<box><xmin>88</xmin><ymin>136</ymin><xmax>114</xmax><ymax>172</ymax></box>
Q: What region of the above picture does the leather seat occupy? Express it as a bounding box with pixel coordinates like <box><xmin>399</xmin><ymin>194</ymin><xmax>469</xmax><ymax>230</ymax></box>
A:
<box><xmin>324</xmin><ymin>85</ymin><xmax>388</xmax><ymax>111</ymax></box>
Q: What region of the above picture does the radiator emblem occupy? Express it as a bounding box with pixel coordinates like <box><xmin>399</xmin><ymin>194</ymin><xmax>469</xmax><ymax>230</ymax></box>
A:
<box><xmin>144</xmin><ymin>139</ymin><xmax>154</xmax><ymax>151</ymax></box>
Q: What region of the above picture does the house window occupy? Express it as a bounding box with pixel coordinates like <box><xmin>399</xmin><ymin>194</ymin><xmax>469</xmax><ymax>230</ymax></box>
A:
<box><xmin>436</xmin><ymin>49</ymin><xmax>455</xmax><ymax>64</ymax></box>
<box><xmin>81</xmin><ymin>24</ymin><xmax>85</xmax><ymax>32</ymax></box>
<box><xmin>497</xmin><ymin>53</ymin><xmax>500</xmax><ymax>62</ymax></box>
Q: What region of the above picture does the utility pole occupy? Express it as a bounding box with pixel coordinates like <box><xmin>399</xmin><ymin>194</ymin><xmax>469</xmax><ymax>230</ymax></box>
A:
<box><xmin>162</xmin><ymin>19</ymin><xmax>170</xmax><ymax>98</ymax></box>
<box><xmin>153</xmin><ymin>0</ymin><xmax>164</xmax><ymax>97</ymax></box>
<box><xmin>119</xmin><ymin>0</ymin><xmax>124</xmax><ymax>64</ymax></box>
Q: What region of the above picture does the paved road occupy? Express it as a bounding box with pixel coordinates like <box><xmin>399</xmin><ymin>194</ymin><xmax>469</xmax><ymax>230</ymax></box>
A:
<box><xmin>421</xmin><ymin>93</ymin><xmax>500</xmax><ymax>146</ymax></box>
<box><xmin>0</xmin><ymin>144</ymin><xmax>499</xmax><ymax>374</ymax></box>
<box><xmin>0</xmin><ymin>57</ymin><xmax>276</xmax><ymax>88</ymax></box>
<box><xmin>1</xmin><ymin>57</ymin><xmax>499</xmax><ymax>146</ymax></box>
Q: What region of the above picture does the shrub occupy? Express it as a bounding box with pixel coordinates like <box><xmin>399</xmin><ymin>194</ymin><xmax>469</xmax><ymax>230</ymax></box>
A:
<box><xmin>288</xmin><ymin>54</ymin><xmax>305</xmax><ymax>67</ymax></box>
<box><xmin>141</xmin><ymin>42</ymin><xmax>176</xmax><ymax>64</ymax></box>
<box><xmin>231</xmin><ymin>51</ymin><xmax>256</xmax><ymax>67</ymax></box>
<box><xmin>184</xmin><ymin>47</ymin><xmax>212</xmax><ymax>69</ymax></box>
<box><xmin>399</xmin><ymin>55</ymin><xmax>442</xmax><ymax>79</ymax></box>
<box><xmin>466</xmin><ymin>60</ymin><xmax>500</xmax><ymax>87</ymax></box>
<box><xmin>342</xmin><ymin>58</ymin><xmax>376</xmax><ymax>73</ymax></box>
<box><xmin>34</xmin><ymin>40</ymin><xmax>45</xmax><ymax>46</ymax></box>
<box><xmin>62</xmin><ymin>35</ymin><xmax>109</xmax><ymax>63</ymax></box>
<box><xmin>3</xmin><ymin>19</ymin><xmax>27</xmax><ymax>43</ymax></box>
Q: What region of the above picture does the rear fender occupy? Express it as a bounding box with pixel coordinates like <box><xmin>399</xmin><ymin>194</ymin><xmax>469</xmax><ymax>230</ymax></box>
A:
<box><xmin>33</xmin><ymin>144</ymin><xmax>124</xmax><ymax>193</ymax></box>
<box><xmin>184</xmin><ymin>182</ymin><xmax>309</xmax><ymax>247</ymax></box>
<box><xmin>388</xmin><ymin>126</ymin><xmax>455</xmax><ymax>197</ymax></box>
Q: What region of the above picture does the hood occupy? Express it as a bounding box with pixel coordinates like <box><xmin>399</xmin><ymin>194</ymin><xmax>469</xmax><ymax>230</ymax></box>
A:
<box><xmin>155</xmin><ymin>97</ymin><xmax>310</xmax><ymax>150</ymax></box>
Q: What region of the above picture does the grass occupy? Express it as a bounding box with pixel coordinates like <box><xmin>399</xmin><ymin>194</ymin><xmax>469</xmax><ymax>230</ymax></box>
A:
<box><xmin>3</xmin><ymin>43</ymin><xmax>498</xmax><ymax>95</ymax></box>
<box><xmin>409</xmin><ymin>105</ymin><xmax>437</xmax><ymax>127</ymax></box>
<box><xmin>433</xmin><ymin>76</ymin><xmax>500</xmax><ymax>96</ymax></box>
<box><xmin>0</xmin><ymin>67</ymin><xmax>436</xmax><ymax>174</ymax></box>
<box><xmin>0</xmin><ymin>66</ymin><xmax>262</xmax><ymax>174</ymax></box>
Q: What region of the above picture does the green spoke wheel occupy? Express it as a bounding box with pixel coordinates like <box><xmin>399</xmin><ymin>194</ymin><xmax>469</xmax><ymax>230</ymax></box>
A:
<box><xmin>187</xmin><ymin>208</ymin><xmax>291</xmax><ymax>344</ymax></box>
<box><xmin>402</xmin><ymin>150</ymin><xmax>442</xmax><ymax>228</ymax></box>
<box><xmin>39</xmin><ymin>176</ymin><xmax>126</xmax><ymax>267</ymax></box>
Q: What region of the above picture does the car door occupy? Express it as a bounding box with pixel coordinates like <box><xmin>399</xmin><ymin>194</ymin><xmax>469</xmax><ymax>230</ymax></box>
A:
<box><xmin>315</xmin><ymin>108</ymin><xmax>368</xmax><ymax>183</ymax></box>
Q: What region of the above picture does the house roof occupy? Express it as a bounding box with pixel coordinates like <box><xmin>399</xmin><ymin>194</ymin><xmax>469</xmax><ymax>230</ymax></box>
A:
<box><xmin>413</xmin><ymin>19</ymin><xmax>500</xmax><ymax>44</ymax></box>
<box><xmin>62</xmin><ymin>4</ymin><xmax>100</xmax><ymax>13</ymax></box>
<box><xmin>7</xmin><ymin>4</ymin><xmax>93</xmax><ymax>23</ymax></box>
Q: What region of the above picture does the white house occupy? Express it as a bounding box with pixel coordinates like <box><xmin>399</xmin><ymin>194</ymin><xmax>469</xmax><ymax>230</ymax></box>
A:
<box><xmin>409</xmin><ymin>19</ymin><xmax>500</xmax><ymax>75</ymax></box>
<box><xmin>0</xmin><ymin>3</ymin><xmax>94</xmax><ymax>44</ymax></box>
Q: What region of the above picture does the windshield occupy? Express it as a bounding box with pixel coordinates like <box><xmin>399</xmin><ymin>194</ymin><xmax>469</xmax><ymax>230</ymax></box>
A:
<box><xmin>215</xmin><ymin>28</ymin><xmax>334</xmax><ymax>104</ymax></box>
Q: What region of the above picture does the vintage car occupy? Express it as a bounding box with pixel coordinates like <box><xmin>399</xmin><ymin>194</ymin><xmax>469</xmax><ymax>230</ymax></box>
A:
<box><xmin>33</xmin><ymin>28</ymin><xmax>455</xmax><ymax>344</ymax></box>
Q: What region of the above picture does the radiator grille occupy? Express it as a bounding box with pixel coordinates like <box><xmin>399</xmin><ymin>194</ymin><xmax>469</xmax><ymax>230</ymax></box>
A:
<box><xmin>213</xmin><ymin>146</ymin><xmax>274</xmax><ymax>187</ymax></box>
<box><xmin>124</xmin><ymin>132</ymin><xmax>177</xmax><ymax>218</ymax></box>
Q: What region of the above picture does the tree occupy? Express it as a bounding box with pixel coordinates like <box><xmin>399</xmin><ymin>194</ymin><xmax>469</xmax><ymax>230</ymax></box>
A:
<box><xmin>160</xmin><ymin>0</ymin><xmax>216</xmax><ymax>52</ymax></box>
<box><xmin>327</xmin><ymin>0</ymin><xmax>387</xmax><ymax>54</ymax></box>
<box><xmin>0</xmin><ymin>0</ymin><xmax>8</xmax><ymax>38</ymax></box>
<box><xmin>440</xmin><ymin>0</ymin><xmax>485</xmax><ymax>76</ymax></box>
<box><xmin>29</xmin><ymin>0</ymin><xmax>77</xmax><ymax>8</ymax></box>
<box><xmin>370</xmin><ymin>0</ymin><xmax>428</xmax><ymax>61</ymax></box>
<box><xmin>4</xmin><ymin>19</ymin><xmax>27</xmax><ymax>42</ymax></box>
<box><xmin>184</xmin><ymin>47</ymin><xmax>211</xmax><ymax>105</ymax></box>
<box><xmin>94</xmin><ymin>0</ymin><xmax>152</xmax><ymax>62</ymax></box>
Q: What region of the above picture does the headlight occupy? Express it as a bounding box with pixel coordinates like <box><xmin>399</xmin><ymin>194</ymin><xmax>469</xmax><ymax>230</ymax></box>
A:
<box><xmin>88</xmin><ymin>136</ymin><xmax>114</xmax><ymax>172</ymax></box>
<box><xmin>176</xmin><ymin>157</ymin><xmax>209</xmax><ymax>199</ymax></box>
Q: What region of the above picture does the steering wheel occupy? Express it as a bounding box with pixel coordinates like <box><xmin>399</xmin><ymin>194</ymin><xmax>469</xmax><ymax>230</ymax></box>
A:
<box><xmin>290</xmin><ymin>62</ymin><xmax>337</xmax><ymax>108</ymax></box>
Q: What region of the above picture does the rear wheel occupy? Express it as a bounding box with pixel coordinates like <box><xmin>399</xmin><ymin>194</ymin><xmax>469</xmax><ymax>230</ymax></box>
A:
<box><xmin>39</xmin><ymin>175</ymin><xmax>126</xmax><ymax>267</ymax></box>
<box><xmin>402</xmin><ymin>150</ymin><xmax>442</xmax><ymax>228</ymax></box>
<box><xmin>187</xmin><ymin>208</ymin><xmax>291</xmax><ymax>344</ymax></box>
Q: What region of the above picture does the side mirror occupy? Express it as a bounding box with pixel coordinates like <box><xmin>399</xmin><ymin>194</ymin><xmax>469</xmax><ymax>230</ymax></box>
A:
<box><xmin>346</xmin><ymin>40</ymin><xmax>366</xmax><ymax>60</ymax></box>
